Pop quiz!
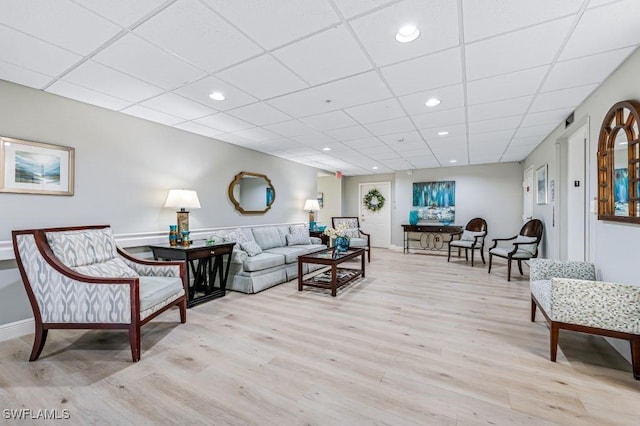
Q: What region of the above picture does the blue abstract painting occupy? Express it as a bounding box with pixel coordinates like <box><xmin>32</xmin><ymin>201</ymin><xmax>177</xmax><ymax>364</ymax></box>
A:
<box><xmin>412</xmin><ymin>181</ymin><xmax>455</xmax><ymax>223</ymax></box>
<box><xmin>614</xmin><ymin>168</ymin><xmax>628</xmax><ymax>216</ymax></box>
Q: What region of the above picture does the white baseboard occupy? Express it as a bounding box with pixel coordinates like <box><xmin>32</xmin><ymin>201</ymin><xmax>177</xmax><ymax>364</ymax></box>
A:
<box><xmin>0</xmin><ymin>318</ymin><xmax>34</xmax><ymax>343</ymax></box>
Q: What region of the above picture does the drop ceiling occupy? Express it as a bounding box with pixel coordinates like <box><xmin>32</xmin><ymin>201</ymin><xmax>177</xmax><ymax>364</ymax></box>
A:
<box><xmin>1</xmin><ymin>0</ymin><xmax>639</xmax><ymax>176</ymax></box>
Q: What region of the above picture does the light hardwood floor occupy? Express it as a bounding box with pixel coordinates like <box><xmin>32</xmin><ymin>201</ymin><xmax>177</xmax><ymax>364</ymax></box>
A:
<box><xmin>1</xmin><ymin>249</ymin><xmax>639</xmax><ymax>425</ymax></box>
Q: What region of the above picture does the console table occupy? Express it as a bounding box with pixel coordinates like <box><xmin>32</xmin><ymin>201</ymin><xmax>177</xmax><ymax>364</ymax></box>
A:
<box><xmin>402</xmin><ymin>224</ymin><xmax>463</xmax><ymax>253</ymax></box>
<box><xmin>149</xmin><ymin>241</ymin><xmax>235</xmax><ymax>308</ymax></box>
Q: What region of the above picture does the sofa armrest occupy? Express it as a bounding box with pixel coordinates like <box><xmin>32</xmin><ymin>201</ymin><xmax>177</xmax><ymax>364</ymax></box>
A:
<box><xmin>530</xmin><ymin>259</ymin><xmax>595</xmax><ymax>282</ymax></box>
<box><xmin>551</xmin><ymin>278</ymin><xmax>640</xmax><ymax>334</ymax></box>
<box><xmin>310</xmin><ymin>236</ymin><xmax>322</xmax><ymax>244</ymax></box>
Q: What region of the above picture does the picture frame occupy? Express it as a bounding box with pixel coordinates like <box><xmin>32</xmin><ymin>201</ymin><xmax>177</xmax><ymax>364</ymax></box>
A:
<box><xmin>0</xmin><ymin>136</ymin><xmax>75</xmax><ymax>195</ymax></box>
<box><xmin>536</xmin><ymin>164</ymin><xmax>548</xmax><ymax>205</ymax></box>
<box><xmin>317</xmin><ymin>191</ymin><xmax>324</xmax><ymax>208</ymax></box>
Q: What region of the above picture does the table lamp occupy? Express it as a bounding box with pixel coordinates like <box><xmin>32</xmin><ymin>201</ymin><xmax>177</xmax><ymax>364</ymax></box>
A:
<box><xmin>164</xmin><ymin>189</ymin><xmax>201</xmax><ymax>238</ymax></box>
<box><xmin>304</xmin><ymin>199</ymin><xmax>320</xmax><ymax>230</ymax></box>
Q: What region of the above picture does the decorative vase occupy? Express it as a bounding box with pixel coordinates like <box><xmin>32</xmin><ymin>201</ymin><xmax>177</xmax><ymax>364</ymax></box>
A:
<box><xmin>334</xmin><ymin>236</ymin><xmax>350</xmax><ymax>253</ymax></box>
<box><xmin>169</xmin><ymin>225</ymin><xmax>178</xmax><ymax>246</ymax></box>
<box><xmin>181</xmin><ymin>230</ymin><xmax>190</xmax><ymax>246</ymax></box>
<box><xmin>409</xmin><ymin>210</ymin><xmax>419</xmax><ymax>225</ymax></box>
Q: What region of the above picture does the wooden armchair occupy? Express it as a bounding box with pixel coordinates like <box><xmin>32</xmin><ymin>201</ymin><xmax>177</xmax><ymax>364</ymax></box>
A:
<box><xmin>12</xmin><ymin>225</ymin><xmax>187</xmax><ymax>362</ymax></box>
<box><xmin>447</xmin><ymin>217</ymin><xmax>487</xmax><ymax>267</ymax></box>
<box><xmin>331</xmin><ymin>217</ymin><xmax>371</xmax><ymax>262</ymax></box>
<box><xmin>488</xmin><ymin>219</ymin><xmax>543</xmax><ymax>281</ymax></box>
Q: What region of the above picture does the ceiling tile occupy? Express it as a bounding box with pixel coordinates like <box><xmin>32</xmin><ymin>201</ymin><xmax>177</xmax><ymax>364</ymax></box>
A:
<box><xmin>194</xmin><ymin>113</ymin><xmax>254</xmax><ymax>133</ymax></box>
<box><xmin>273</xmin><ymin>25</ymin><xmax>372</xmax><ymax>86</ymax></box>
<box><xmin>467</xmin><ymin>66</ymin><xmax>548</xmax><ymax>105</ymax></box>
<box><xmin>342</xmin><ymin>137</ymin><xmax>384</xmax><ymax>149</ymax></box>
<box><xmin>560</xmin><ymin>0</ymin><xmax>640</xmax><ymax>60</ymax></box>
<box><xmin>462</xmin><ymin>0</ymin><xmax>583</xmax><ymax>42</ymax></box>
<box><xmin>46</xmin><ymin>80</ymin><xmax>131</xmax><ymax>110</ymax></box>
<box><xmin>412</xmin><ymin>107</ymin><xmax>466</xmax><ymax>130</ymax></box>
<box><xmin>378</xmin><ymin>131</ymin><xmax>424</xmax><ymax>146</ymax></box>
<box><xmin>398</xmin><ymin>84</ymin><xmax>465</xmax><ymax>115</ymax></box>
<box><xmin>468</xmin><ymin>115</ymin><xmax>523</xmax><ymax>135</ymax></box>
<box><xmin>381</xmin><ymin>158</ymin><xmax>414</xmax><ymax>170</ymax></box>
<box><xmin>300</xmin><ymin>111</ymin><xmax>358</xmax><ymax>131</ymax></box>
<box><xmin>173</xmin><ymin>121</ymin><xmax>226</xmax><ymax>138</ymax></box>
<box><xmin>467</xmin><ymin>96</ymin><xmax>533</xmax><ymax>122</ymax></box>
<box><xmin>513</xmin><ymin>123</ymin><xmax>557</xmax><ymax>139</ymax></box>
<box><xmin>529</xmin><ymin>83</ymin><xmax>599</xmax><ymax>113</ymax></box>
<box><xmin>133</xmin><ymin>0</ymin><xmax>262</xmax><ymax>72</ymax></box>
<box><xmin>267</xmin><ymin>71</ymin><xmax>392</xmax><ymax>117</ymax></box>
<box><xmin>466</xmin><ymin>17</ymin><xmax>572</xmax><ymax>81</ymax></box>
<box><xmin>364</xmin><ymin>145</ymin><xmax>399</xmax><ymax>159</ymax></box>
<box><xmin>420</xmin><ymin>124</ymin><xmax>466</xmax><ymax>141</ymax></box>
<box><xmin>295</xmin><ymin>132</ymin><xmax>337</xmax><ymax>147</ymax></box>
<box><xmin>263</xmin><ymin>120</ymin><xmax>316</xmax><ymax>137</ymax></box>
<box><xmin>174</xmin><ymin>76</ymin><xmax>257</xmax><ymax>111</ymax></box>
<box><xmin>349</xmin><ymin>0</ymin><xmax>459</xmax><ymax>67</ymax></box>
<box><xmin>408</xmin><ymin>156</ymin><xmax>440</xmax><ymax>169</ymax></box>
<box><xmin>381</xmin><ymin>48</ymin><xmax>462</xmax><ymax>96</ymax></box>
<box><xmin>345</xmin><ymin>98</ymin><xmax>406</xmax><ymax>124</ymax></box>
<box><xmin>332</xmin><ymin>0</ymin><xmax>396</xmax><ymax>19</ymax></box>
<box><xmin>62</xmin><ymin>60</ymin><xmax>163</xmax><ymax>102</ymax></box>
<box><xmin>364</xmin><ymin>117</ymin><xmax>415</xmax><ymax>136</ymax></box>
<box><xmin>520</xmin><ymin>108</ymin><xmax>573</xmax><ymax>128</ymax></box>
<box><xmin>469</xmin><ymin>129</ymin><xmax>515</xmax><ymax>146</ymax></box>
<box><xmin>141</xmin><ymin>92</ymin><xmax>215</xmax><ymax>120</ymax></box>
<box><xmin>325</xmin><ymin>125</ymin><xmax>373</xmax><ymax>141</ymax></box>
<box><xmin>76</xmin><ymin>0</ymin><xmax>165</xmax><ymax>28</ymax></box>
<box><xmin>231</xmin><ymin>127</ymin><xmax>280</xmax><ymax>142</ymax></box>
<box><xmin>216</xmin><ymin>54</ymin><xmax>308</xmax><ymax>100</ymax></box>
<box><xmin>0</xmin><ymin>60</ymin><xmax>52</xmax><ymax>89</ymax></box>
<box><xmin>121</xmin><ymin>104</ymin><xmax>183</xmax><ymax>126</ymax></box>
<box><xmin>226</xmin><ymin>103</ymin><xmax>292</xmax><ymax>126</ymax></box>
<box><xmin>319</xmin><ymin>142</ymin><xmax>352</xmax><ymax>153</ymax></box>
<box><xmin>0</xmin><ymin>25</ymin><xmax>81</xmax><ymax>76</ymax></box>
<box><xmin>0</xmin><ymin>0</ymin><xmax>121</xmax><ymax>55</ymax></box>
<box><xmin>203</xmin><ymin>0</ymin><xmax>340</xmax><ymax>49</ymax></box>
<box><xmin>93</xmin><ymin>34</ymin><xmax>206</xmax><ymax>89</ymax></box>
<box><xmin>543</xmin><ymin>47</ymin><xmax>635</xmax><ymax>92</ymax></box>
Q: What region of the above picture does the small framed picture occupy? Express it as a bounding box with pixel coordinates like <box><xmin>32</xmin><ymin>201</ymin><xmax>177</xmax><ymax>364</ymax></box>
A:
<box><xmin>536</xmin><ymin>164</ymin><xmax>548</xmax><ymax>205</ymax></box>
<box><xmin>317</xmin><ymin>192</ymin><xmax>324</xmax><ymax>208</ymax></box>
<box><xmin>0</xmin><ymin>136</ymin><xmax>75</xmax><ymax>195</ymax></box>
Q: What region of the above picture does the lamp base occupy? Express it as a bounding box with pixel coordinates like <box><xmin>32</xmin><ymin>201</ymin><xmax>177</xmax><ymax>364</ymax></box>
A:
<box><xmin>177</xmin><ymin>211</ymin><xmax>190</xmax><ymax>237</ymax></box>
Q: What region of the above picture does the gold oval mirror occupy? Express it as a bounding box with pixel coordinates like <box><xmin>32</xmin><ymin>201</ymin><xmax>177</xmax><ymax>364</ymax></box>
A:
<box><xmin>228</xmin><ymin>171</ymin><xmax>275</xmax><ymax>214</ymax></box>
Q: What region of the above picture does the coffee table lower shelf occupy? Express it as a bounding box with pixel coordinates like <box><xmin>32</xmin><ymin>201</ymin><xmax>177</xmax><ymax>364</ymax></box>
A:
<box><xmin>297</xmin><ymin>248</ymin><xmax>366</xmax><ymax>297</ymax></box>
<box><xmin>300</xmin><ymin>268</ymin><xmax>362</xmax><ymax>294</ymax></box>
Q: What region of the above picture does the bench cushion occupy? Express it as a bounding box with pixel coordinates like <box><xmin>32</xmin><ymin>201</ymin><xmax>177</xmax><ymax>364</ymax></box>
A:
<box><xmin>139</xmin><ymin>276</ymin><xmax>184</xmax><ymax>312</ymax></box>
<box><xmin>243</xmin><ymin>252</ymin><xmax>285</xmax><ymax>272</ymax></box>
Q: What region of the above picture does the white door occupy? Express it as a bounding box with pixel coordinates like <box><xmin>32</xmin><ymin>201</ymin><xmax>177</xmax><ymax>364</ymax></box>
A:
<box><xmin>566</xmin><ymin>125</ymin><xmax>587</xmax><ymax>261</ymax></box>
<box><xmin>523</xmin><ymin>166</ymin><xmax>534</xmax><ymax>222</ymax></box>
<box><xmin>359</xmin><ymin>182</ymin><xmax>391</xmax><ymax>248</ymax></box>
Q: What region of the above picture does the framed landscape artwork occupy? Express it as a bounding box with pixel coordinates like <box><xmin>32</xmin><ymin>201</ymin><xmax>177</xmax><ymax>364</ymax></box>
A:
<box><xmin>412</xmin><ymin>180</ymin><xmax>455</xmax><ymax>223</ymax></box>
<box><xmin>0</xmin><ymin>137</ymin><xmax>75</xmax><ymax>195</ymax></box>
<box><xmin>536</xmin><ymin>164</ymin><xmax>548</xmax><ymax>205</ymax></box>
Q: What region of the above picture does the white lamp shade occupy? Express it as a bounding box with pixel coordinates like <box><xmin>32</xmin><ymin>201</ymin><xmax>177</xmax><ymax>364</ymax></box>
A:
<box><xmin>164</xmin><ymin>189</ymin><xmax>201</xmax><ymax>209</ymax></box>
<box><xmin>304</xmin><ymin>199</ymin><xmax>320</xmax><ymax>211</ymax></box>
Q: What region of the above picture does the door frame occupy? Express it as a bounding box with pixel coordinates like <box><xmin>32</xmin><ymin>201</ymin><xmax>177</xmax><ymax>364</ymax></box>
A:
<box><xmin>523</xmin><ymin>166</ymin><xmax>534</xmax><ymax>222</ymax></box>
<box><xmin>358</xmin><ymin>181</ymin><xmax>391</xmax><ymax>248</ymax></box>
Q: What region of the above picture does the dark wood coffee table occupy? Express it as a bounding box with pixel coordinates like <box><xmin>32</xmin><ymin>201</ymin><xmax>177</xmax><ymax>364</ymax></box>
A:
<box><xmin>297</xmin><ymin>248</ymin><xmax>366</xmax><ymax>297</ymax></box>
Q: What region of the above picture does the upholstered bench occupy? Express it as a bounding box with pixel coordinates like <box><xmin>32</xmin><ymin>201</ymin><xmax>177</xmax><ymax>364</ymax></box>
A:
<box><xmin>12</xmin><ymin>225</ymin><xmax>186</xmax><ymax>362</ymax></box>
<box><xmin>530</xmin><ymin>259</ymin><xmax>640</xmax><ymax>379</ymax></box>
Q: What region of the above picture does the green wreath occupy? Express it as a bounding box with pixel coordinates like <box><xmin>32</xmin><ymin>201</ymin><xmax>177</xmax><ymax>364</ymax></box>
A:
<box><xmin>363</xmin><ymin>188</ymin><xmax>385</xmax><ymax>212</ymax></box>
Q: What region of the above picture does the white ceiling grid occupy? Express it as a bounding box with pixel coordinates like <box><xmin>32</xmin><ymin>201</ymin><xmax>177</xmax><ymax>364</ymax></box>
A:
<box><xmin>0</xmin><ymin>0</ymin><xmax>638</xmax><ymax>175</ymax></box>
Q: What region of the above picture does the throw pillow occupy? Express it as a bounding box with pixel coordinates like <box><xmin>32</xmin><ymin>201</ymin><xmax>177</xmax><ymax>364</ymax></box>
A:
<box><xmin>461</xmin><ymin>230</ymin><xmax>485</xmax><ymax>242</ymax></box>
<box><xmin>343</xmin><ymin>228</ymin><xmax>360</xmax><ymax>238</ymax></box>
<box><xmin>72</xmin><ymin>257</ymin><xmax>139</xmax><ymax>278</ymax></box>
<box><xmin>514</xmin><ymin>235</ymin><xmax>538</xmax><ymax>256</ymax></box>
<box><xmin>287</xmin><ymin>225</ymin><xmax>311</xmax><ymax>245</ymax></box>
<box><xmin>223</xmin><ymin>228</ymin><xmax>250</xmax><ymax>245</ymax></box>
<box><xmin>240</xmin><ymin>240</ymin><xmax>263</xmax><ymax>257</ymax></box>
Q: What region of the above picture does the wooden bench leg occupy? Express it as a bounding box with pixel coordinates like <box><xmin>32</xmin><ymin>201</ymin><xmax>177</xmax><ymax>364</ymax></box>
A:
<box><xmin>550</xmin><ymin>322</ymin><xmax>559</xmax><ymax>362</ymax></box>
<box><xmin>631</xmin><ymin>337</ymin><xmax>640</xmax><ymax>380</ymax></box>
<box><xmin>531</xmin><ymin>298</ymin><xmax>536</xmax><ymax>322</ymax></box>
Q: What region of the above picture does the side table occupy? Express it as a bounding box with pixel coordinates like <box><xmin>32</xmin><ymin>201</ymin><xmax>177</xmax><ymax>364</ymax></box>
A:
<box><xmin>149</xmin><ymin>241</ymin><xmax>235</xmax><ymax>308</ymax></box>
<box><xmin>310</xmin><ymin>230</ymin><xmax>329</xmax><ymax>246</ymax></box>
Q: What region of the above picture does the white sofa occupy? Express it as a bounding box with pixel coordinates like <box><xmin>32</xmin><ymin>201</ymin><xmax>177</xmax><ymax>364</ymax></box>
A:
<box><xmin>211</xmin><ymin>224</ymin><xmax>326</xmax><ymax>294</ymax></box>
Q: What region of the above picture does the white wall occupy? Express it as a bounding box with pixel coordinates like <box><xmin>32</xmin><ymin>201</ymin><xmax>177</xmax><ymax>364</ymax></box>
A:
<box><xmin>523</xmin><ymin>46</ymin><xmax>640</xmax><ymax>284</ymax></box>
<box><xmin>316</xmin><ymin>175</ymin><xmax>342</xmax><ymax>226</ymax></box>
<box><xmin>0</xmin><ymin>80</ymin><xmax>319</xmax><ymax>326</ymax></box>
<box><xmin>344</xmin><ymin>164</ymin><xmax>523</xmax><ymax>249</ymax></box>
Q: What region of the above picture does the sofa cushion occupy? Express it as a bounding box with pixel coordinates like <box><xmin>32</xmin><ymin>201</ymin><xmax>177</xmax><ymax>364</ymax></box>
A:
<box><xmin>449</xmin><ymin>239</ymin><xmax>476</xmax><ymax>248</ymax></box>
<box><xmin>224</xmin><ymin>228</ymin><xmax>251</xmax><ymax>245</ymax></box>
<box><xmin>490</xmin><ymin>247</ymin><xmax>533</xmax><ymax>259</ymax></box>
<box><xmin>252</xmin><ymin>227</ymin><xmax>284</xmax><ymax>250</ymax></box>
<box><xmin>243</xmin><ymin>252</ymin><xmax>285</xmax><ymax>272</ymax></box>
<box><xmin>286</xmin><ymin>225</ymin><xmax>311</xmax><ymax>245</ymax></box>
<box><xmin>72</xmin><ymin>257</ymin><xmax>138</xmax><ymax>278</ymax></box>
<box><xmin>530</xmin><ymin>279</ymin><xmax>551</xmax><ymax>314</ymax></box>
<box><xmin>514</xmin><ymin>235</ymin><xmax>538</xmax><ymax>256</ymax></box>
<box><xmin>461</xmin><ymin>230</ymin><xmax>485</xmax><ymax>242</ymax></box>
<box><xmin>344</xmin><ymin>228</ymin><xmax>360</xmax><ymax>238</ymax></box>
<box><xmin>240</xmin><ymin>240</ymin><xmax>263</xmax><ymax>257</ymax></box>
<box><xmin>139</xmin><ymin>276</ymin><xmax>184</xmax><ymax>312</ymax></box>
<box><xmin>348</xmin><ymin>237</ymin><xmax>368</xmax><ymax>248</ymax></box>
<box><xmin>46</xmin><ymin>227</ymin><xmax>118</xmax><ymax>267</ymax></box>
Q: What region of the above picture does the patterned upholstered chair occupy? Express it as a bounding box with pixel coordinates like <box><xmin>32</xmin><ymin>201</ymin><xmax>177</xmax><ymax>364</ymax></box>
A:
<box><xmin>530</xmin><ymin>259</ymin><xmax>640</xmax><ymax>380</ymax></box>
<box><xmin>331</xmin><ymin>217</ymin><xmax>371</xmax><ymax>262</ymax></box>
<box><xmin>447</xmin><ymin>217</ymin><xmax>487</xmax><ymax>267</ymax></box>
<box><xmin>12</xmin><ymin>225</ymin><xmax>187</xmax><ymax>362</ymax></box>
<box><xmin>488</xmin><ymin>219</ymin><xmax>543</xmax><ymax>281</ymax></box>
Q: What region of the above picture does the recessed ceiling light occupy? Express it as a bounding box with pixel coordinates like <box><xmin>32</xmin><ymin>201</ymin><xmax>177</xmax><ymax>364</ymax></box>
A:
<box><xmin>323</xmin><ymin>147</ymin><xmax>331</xmax><ymax>151</ymax></box>
<box><xmin>395</xmin><ymin>24</ymin><xmax>420</xmax><ymax>43</ymax></box>
<box><xmin>449</xmin><ymin>160</ymin><xmax>457</xmax><ymax>163</ymax></box>
<box><xmin>438</xmin><ymin>131</ymin><xmax>449</xmax><ymax>136</ymax></box>
<box><xmin>372</xmin><ymin>166</ymin><xmax>379</xmax><ymax>170</ymax></box>
<box><xmin>209</xmin><ymin>91</ymin><xmax>225</xmax><ymax>101</ymax></box>
<box><xmin>425</xmin><ymin>98</ymin><xmax>441</xmax><ymax>107</ymax></box>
